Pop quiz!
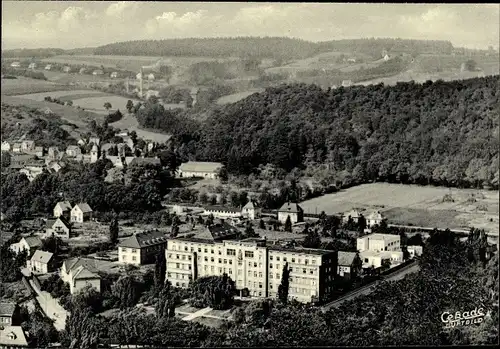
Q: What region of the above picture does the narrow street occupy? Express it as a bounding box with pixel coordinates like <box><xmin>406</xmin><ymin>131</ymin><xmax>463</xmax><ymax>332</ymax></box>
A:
<box><xmin>29</xmin><ymin>278</ymin><xmax>69</xmax><ymax>331</ymax></box>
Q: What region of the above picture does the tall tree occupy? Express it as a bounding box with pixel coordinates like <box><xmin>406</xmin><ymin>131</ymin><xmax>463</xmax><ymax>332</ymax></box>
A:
<box><xmin>154</xmin><ymin>251</ymin><xmax>166</xmax><ymax>291</ymax></box>
<box><xmin>109</xmin><ymin>216</ymin><xmax>119</xmax><ymax>244</ymax></box>
<box><xmin>284</xmin><ymin>216</ymin><xmax>292</xmax><ymax>232</ymax></box>
<box><xmin>278</xmin><ymin>262</ymin><xmax>290</xmax><ymax>304</ymax></box>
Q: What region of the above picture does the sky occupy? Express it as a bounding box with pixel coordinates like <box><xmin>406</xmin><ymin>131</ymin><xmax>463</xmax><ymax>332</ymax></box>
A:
<box><xmin>2</xmin><ymin>2</ymin><xmax>499</xmax><ymax>50</ymax></box>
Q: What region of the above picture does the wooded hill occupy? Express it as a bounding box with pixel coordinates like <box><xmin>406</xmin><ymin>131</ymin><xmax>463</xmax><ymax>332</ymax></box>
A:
<box><xmin>93</xmin><ymin>37</ymin><xmax>454</xmax><ymax>60</ymax></box>
<box><xmin>138</xmin><ymin>75</ymin><xmax>499</xmax><ymax>189</ymax></box>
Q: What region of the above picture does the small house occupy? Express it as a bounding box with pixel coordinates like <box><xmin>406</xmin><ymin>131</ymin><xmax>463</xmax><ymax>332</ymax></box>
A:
<box><xmin>70</xmin><ymin>203</ymin><xmax>93</xmax><ymax>223</ymax></box>
<box><xmin>53</xmin><ymin>201</ymin><xmax>72</xmax><ymax>218</ymax></box>
<box><xmin>177</xmin><ymin>161</ymin><xmax>223</xmax><ymax>179</ymax></box>
<box><xmin>34</xmin><ymin>146</ymin><xmax>44</xmax><ymax>157</ymax></box>
<box><xmin>89</xmin><ymin>137</ymin><xmax>100</xmax><ymax>146</ymax></box>
<box><xmin>61</xmin><ymin>258</ymin><xmax>101</xmax><ymax>294</ymax></box>
<box><xmin>118</xmin><ymin>231</ymin><xmax>168</xmax><ymax>265</ymax></box>
<box><xmin>63</xmin><ymin>66</ymin><xmax>71</xmax><ymax>73</ymax></box>
<box><xmin>347</xmin><ymin>58</ymin><xmax>357</xmax><ymax>63</ymax></box>
<box><xmin>136</xmin><ymin>72</ymin><xmax>142</xmax><ymax>80</ymax></box>
<box><xmin>47</xmin><ymin>146</ymin><xmax>59</xmax><ymax>160</ymax></box>
<box><xmin>21</xmin><ymin>140</ymin><xmax>35</xmax><ymax>153</ymax></box>
<box><xmin>47</xmin><ymin>161</ymin><xmax>65</xmax><ymax>173</ymax></box>
<box><xmin>0</xmin><ymin>325</ymin><xmax>29</xmax><ymax>347</ymax></box>
<box><xmin>28</xmin><ymin>62</ymin><xmax>37</xmax><ymax>69</ymax></box>
<box><xmin>46</xmin><ymin>216</ymin><xmax>71</xmax><ymax>238</ymax></box>
<box><xmin>1</xmin><ymin>141</ymin><xmax>11</xmax><ymax>151</ymax></box>
<box><xmin>383</xmin><ymin>54</ymin><xmax>390</xmax><ymax>61</ymax></box>
<box><xmin>44</xmin><ymin>64</ymin><xmax>52</xmax><ymax>70</ymax></box>
<box><xmin>343</xmin><ymin>209</ymin><xmax>362</xmax><ymax>224</ymax></box>
<box><xmin>277</xmin><ymin>202</ymin><xmax>304</xmax><ymax>224</ymax></box>
<box><xmin>110</xmin><ymin>72</ymin><xmax>119</xmax><ymax>78</ymax></box>
<box><xmin>44</xmin><ymin>108</ymin><xmax>53</xmax><ymax>115</ymax></box>
<box><xmin>12</xmin><ymin>143</ymin><xmax>21</xmax><ymax>153</ymax></box>
<box><xmin>9</xmin><ymin>236</ymin><xmax>43</xmax><ymax>256</ymax></box>
<box><xmin>92</xmin><ymin>70</ymin><xmax>104</xmax><ymax>76</ymax></box>
<box><xmin>367</xmin><ymin>211</ymin><xmax>383</xmax><ymax>227</ymax></box>
<box><xmin>407</xmin><ymin>245</ymin><xmax>423</xmax><ymax>258</ymax></box>
<box><xmin>10</xmin><ymin>62</ymin><xmax>21</xmax><ymax>68</ymax></box>
<box><xmin>28</xmin><ymin>250</ymin><xmax>56</xmax><ymax>275</ymax></box>
<box><xmin>337</xmin><ymin>251</ymin><xmax>361</xmax><ymax>280</ymax></box>
<box><xmin>65</xmin><ymin>145</ymin><xmax>82</xmax><ymax>157</ymax></box>
<box><xmin>147</xmin><ymin>73</ymin><xmax>155</xmax><ymax>81</ymax></box>
<box><xmin>0</xmin><ymin>303</ymin><xmax>20</xmax><ymax>326</ymax></box>
<box><xmin>79</xmin><ymin>67</ymin><xmax>87</xmax><ymax>75</ymax></box>
<box><xmin>341</xmin><ymin>80</ymin><xmax>352</xmax><ymax>87</ymax></box>
<box><xmin>241</xmin><ymin>200</ymin><xmax>261</xmax><ymax>220</ymax></box>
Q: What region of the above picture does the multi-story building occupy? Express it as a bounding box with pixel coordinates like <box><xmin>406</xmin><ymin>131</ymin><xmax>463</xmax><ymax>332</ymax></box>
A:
<box><xmin>118</xmin><ymin>230</ymin><xmax>168</xmax><ymax>265</ymax></box>
<box><xmin>165</xmin><ymin>226</ymin><xmax>338</xmax><ymax>304</ymax></box>
<box><xmin>357</xmin><ymin>233</ymin><xmax>401</xmax><ymax>253</ymax></box>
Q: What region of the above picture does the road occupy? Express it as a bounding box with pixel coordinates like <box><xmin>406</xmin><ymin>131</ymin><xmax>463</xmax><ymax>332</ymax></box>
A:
<box><xmin>322</xmin><ymin>261</ymin><xmax>420</xmax><ymax>310</ymax></box>
<box><xmin>29</xmin><ymin>278</ymin><xmax>69</xmax><ymax>331</ymax></box>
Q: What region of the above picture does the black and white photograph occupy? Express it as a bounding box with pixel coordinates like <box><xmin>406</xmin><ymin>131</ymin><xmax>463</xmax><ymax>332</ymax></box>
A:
<box><xmin>1</xmin><ymin>1</ymin><xmax>499</xmax><ymax>348</ymax></box>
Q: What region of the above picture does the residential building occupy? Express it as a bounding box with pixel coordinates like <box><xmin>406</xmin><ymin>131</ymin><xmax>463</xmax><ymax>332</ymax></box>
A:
<box><xmin>342</xmin><ymin>80</ymin><xmax>353</xmax><ymax>87</ymax></box>
<box><xmin>9</xmin><ymin>155</ymin><xmax>35</xmax><ymax>169</ymax></box>
<box><xmin>1</xmin><ymin>142</ymin><xmax>11</xmax><ymax>152</ymax></box>
<box><xmin>47</xmin><ymin>161</ymin><xmax>65</xmax><ymax>173</ymax></box>
<box><xmin>9</xmin><ymin>236</ymin><xmax>42</xmax><ymax>256</ymax></box>
<box><xmin>92</xmin><ymin>70</ymin><xmax>104</xmax><ymax>76</ymax></box>
<box><xmin>203</xmin><ymin>206</ymin><xmax>241</xmax><ymax>219</ymax></box>
<box><xmin>360</xmin><ymin>250</ymin><xmax>403</xmax><ymax>268</ymax></box>
<box><xmin>357</xmin><ymin>233</ymin><xmax>401</xmax><ymax>253</ymax></box>
<box><xmin>337</xmin><ymin>251</ymin><xmax>361</xmax><ymax>280</ymax></box>
<box><xmin>342</xmin><ymin>209</ymin><xmax>362</xmax><ymax>224</ymax></box>
<box><xmin>177</xmin><ymin>161</ymin><xmax>223</xmax><ymax>179</ymax></box>
<box><xmin>0</xmin><ymin>303</ymin><xmax>19</xmax><ymax>326</ymax></box>
<box><xmin>79</xmin><ymin>68</ymin><xmax>87</xmax><ymax>75</ymax></box>
<box><xmin>45</xmin><ymin>216</ymin><xmax>71</xmax><ymax>238</ymax></box>
<box><xmin>12</xmin><ymin>143</ymin><xmax>21</xmax><ymax>153</ymax></box>
<box><xmin>19</xmin><ymin>166</ymin><xmax>44</xmax><ymax>182</ymax></box>
<box><xmin>44</xmin><ymin>64</ymin><xmax>52</xmax><ymax>70</ymax></box>
<box><xmin>118</xmin><ymin>231</ymin><xmax>168</xmax><ymax>265</ymax></box>
<box><xmin>63</xmin><ymin>66</ymin><xmax>71</xmax><ymax>73</ymax></box>
<box><xmin>145</xmin><ymin>90</ymin><xmax>159</xmax><ymax>100</ymax></box>
<box><xmin>383</xmin><ymin>54</ymin><xmax>390</xmax><ymax>61</ymax></box>
<box><xmin>53</xmin><ymin>201</ymin><xmax>72</xmax><ymax>218</ymax></box>
<box><xmin>407</xmin><ymin>245</ymin><xmax>424</xmax><ymax>258</ymax></box>
<box><xmin>277</xmin><ymin>202</ymin><xmax>304</xmax><ymax>224</ymax></box>
<box><xmin>90</xmin><ymin>145</ymin><xmax>99</xmax><ymax>163</ymax></box>
<box><xmin>241</xmin><ymin>200</ymin><xmax>261</xmax><ymax>220</ymax></box>
<box><xmin>28</xmin><ymin>250</ymin><xmax>56</xmax><ymax>275</ymax></box>
<box><xmin>0</xmin><ymin>326</ymin><xmax>29</xmax><ymax>348</ymax></box>
<box><xmin>70</xmin><ymin>203</ymin><xmax>93</xmax><ymax>223</ymax></box>
<box><xmin>165</xmin><ymin>235</ymin><xmax>338</xmax><ymax>304</ymax></box>
<box><xmin>128</xmin><ymin>157</ymin><xmax>161</xmax><ymax>167</ymax></box>
<box><xmin>47</xmin><ymin>147</ymin><xmax>59</xmax><ymax>160</ymax></box>
<box><xmin>89</xmin><ymin>137</ymin><xmax>100</xmax><ymax>146</ymax></box>
<box><xmin>60</xmin><ymin>258</ymin><xmax>101</xmax><ymax>294</ymax></box>
<box><xmin>110</xmin><ymin>72</ymin><xmax>119</xmax><ymax>78</ymax></box>
<box><xmin>34</xmin><ymin>146</ymin><xmax>44</xmax><ymax>157</ymax></box>
<box><xmin>367</xmin><ymin>211</ymin><xmax>383</xmax><ymax>227</ymax></box>
<box><xmin>28</xmin><ymin>62</ymin><xmax>37</xmax><ymax>69</ymax></box>
<box><xmin>147</xmin><ymin>73</ymin><xmax>155</xmax><ymax>81</ymax></box>
<box><xmin>65</xmin><ymin>145</ymin><xmax>82</xmax><ymax>157</ymax></box>
<box><xmin>44</xmin><ymin>108</ymin><xmax>53</xmax><ymax>116</ymax></box>
<box><xmin>10</xmin><ymin>62</ymin><xmax>20</xmax><ymax>68</ymax></box>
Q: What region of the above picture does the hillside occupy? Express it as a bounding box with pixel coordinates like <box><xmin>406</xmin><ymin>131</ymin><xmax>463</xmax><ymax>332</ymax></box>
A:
<box><xmin>140</xmin><ymin>76</ymin><xmax>499</xmax><ymax>190</ymax></box>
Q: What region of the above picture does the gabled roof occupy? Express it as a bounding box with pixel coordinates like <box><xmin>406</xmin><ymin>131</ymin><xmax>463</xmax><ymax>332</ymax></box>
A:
<box><xmin>0</xmin><ymin>302</ymin><xmax>16</xmax><ymax>317</ymax></box>
<box><xmin>73</xmin><ymin>203</ymin><xmax>92</xmax><ymax>213</ymax></box>
<box><xmin>242</xmin><ymin>200</ymin><xmax>258</xmax><ymax>210</ymax></box>
<box><xmin>119</xmin><ymin>230</ymin><xmax>167</xmax><ymax>249</ymax></box>
<box><xmin>66</xmin><ymin>145</ymin><xmax>80</xmax><ymax>151</ymax></box>
<box><xmin>22</xmin><ymin>236</ymin><xmax>43</xmax><ymax>248</ymax></box>
<box><xmin>55</xmin><ymin>201</ymin><xmax>72</xmax><ymax>212</ymax></box>
<box><xmin>179</xmin><ymin>161</ymin><xmax>223</xmax><ymax>173</ymax></box>
<box><xmin>72</xmin><ymin>265</ymin><xmax>99</xmax><ymax>280</ymax></box>
<box><xmin>344</xmin><ymin>209</ymin><xmax>362</xmax><ymax>218</ymax></box>
<box><xmin>278</xmin><ymin>202</ymin><xmax>303</xmax><ymax>214</ymax></box>
<box><xmin>194</xmin><ymin>222</ymin><xmax>240</xmax><ymax>242</ymax></box>
<box><xmin>63</xmin><ymin>257</ymin><xmax>98</xmax><ymax>274</ymax></box>
<box><xmin>368</xmin><ymin>211</ymin><xmax>383</xmax><ymax>220</ymax></box>
<box><xmin>338</xmin><ymin>251</ymin><xmax>357</xmax><ymax>266</ymax></box>
<box><xmin>30</xmin><ymin>250</ymin><xmax>53</xmax><ymax>264</ymax></box>
<box><xmin>47</xmin><ymin>216</ymin><xmax>71</xmax><ymax>230</ymax></box>
<box><xmin>129</xmin><ymin>157</ymin><xmax>161</xmax><ymax>167</ymax></box>
<box><xmin>0</xmin><ymin>326</ymin><xmax>28</xmax><ymax>347</ymax></box>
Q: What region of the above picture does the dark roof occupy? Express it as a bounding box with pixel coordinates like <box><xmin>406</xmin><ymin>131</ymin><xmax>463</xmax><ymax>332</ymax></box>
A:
<box><xmin>129</xmin><ymin>157</ymin><xmax>161</xmax><ymax>167</ymax></box>
<box><xmin>119</xmin><ymin>230</ymin><xmax>167</xmax><ymax>249</ymax></box>
<box><xmin>278</xmin><ymin>202</ymin><xmax>303</xmax><ymax>214</ymax></box>
<box><xmin>338</xmin><ymin>251</ymin><xmax>357</xmax><ymax>266</ymax></box>
<box><xmin>0</xmin><ymin>303</ymin><xmax>16</xmax><ymax>317</ymax></box>
<box><xmin>63</xmin><ymin>258</ymin><xmax>98</xmax><ymax>274</ymax></box>
<box><xmin>30</xmin><ymin>250</ymin><xmax>54</xmax><ymax>264</ymax></box>
<box><xmin>23</xmin><ymin>236</ymin><xmax>42</xmax><ymax>248</ymax></box>
<box><xmin>74</xmin><ymin>203</ymin><xmax>92</xmax><ymax>213</ymax></box>
<box><xmin>207</xmin><ymin>223</ymin><xmax>240</xmax><ymax>241</ymax></box>
<box><xmin>179</xmin><ymin>161</ymin><xmax>223</xmax><ymax>173</ymax></box>
<box><xmin>205</xmin><ymin>206</ymin><xmax>241</xmax><ymax>213</ymax></box>
<box><xmin>172</xmin><ymin>237</ymin><xmax>216</xmax><ymax>244</ymax></box>
<box><xmin>47</xmin><ymin>216</ymin><xmax>71</xmax><ymax>229</ymax></box>
<box><xmin>268</xmin><ymin>245</ymin><xmax>335</xmax><ymax>256</ymax></box>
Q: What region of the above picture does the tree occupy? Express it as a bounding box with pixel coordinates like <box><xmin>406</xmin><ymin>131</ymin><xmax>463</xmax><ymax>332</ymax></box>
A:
<box><xmin>284</xmin><ymin>216</ymin><xmax>292</xmax><ymax>232</ymax></box>
<box><xmin>357</xmin><ymin>214</ymin><xmax>367</xmax><ymax>233</ymax></box>
<box><xmin>302</xmin><ymin>229</ymin><xmax>321</xmax><ymax>248</ymax></box>
<box><xmin>104</xmin><ymin>102</ymin><xmax>112</xmax><ymax>112</ymax></box>
<box><xmin>126</xmin><ymin>100</ymin><xmax>134</xmax><ymax>113</ymax></box>
<box><xmin>189</xmin><ymin>274</ymin><xmax>235</xmax><ymax>310</ymax></box>
<box><xmin>278</xmin><ymin>262</ymin><xmax>290</xmax><ymax>304</ymax></box>
<box><xmin>156</xmin><ymin>281</ymin><xmax>178</xmax><ymax>319</ymax></box>
<box><xmin>112</xmin><ymin>275</ymin><xmax>140</xmax><ymax>309</ymax></box>
<box><xmin>41</xmin><ymin>235</ymin><xmax>66</xmax><ymax>255</ymax></box>
<box><xmin>109</xmin><ymin>216</ymin><xmax>119</xmax><ymax>244</ymax></box>
<box><xmin>259</xmin><ymin>219</ymin><xmax>265</xmax><ymax>229</ymax></box>
<box><xmin>154</xmin><ymin>251</ymin><xmax>166</xmax><ymax>291</ymax></box>
<box><xmin>244</xmin><ymin>222</ymin><xmax>258</xmax><ymax>238</ymax></box>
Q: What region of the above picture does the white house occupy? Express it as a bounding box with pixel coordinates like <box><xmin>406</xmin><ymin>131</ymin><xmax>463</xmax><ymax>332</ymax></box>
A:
<box><xmin>63</xmin><ymin>66</ymin><xmax>71</xmax><ymax>73</ymax></box>
<box><xmin>89</xmin><ymin>137</ymin><xmax>100</xmax><ymax>146</ymax></box>
<box><xmin>342</xmin><ymin>209</ymin><xmax>362</xmax><ymax>224</ymax></box>
<box><xmin>28</xmin><ymin>250</ymin><xmax>56</xmax><ymax>275</ymax></box>
<box><xmin>54</xmin><ymin>201</ymin><xmax>72</xmax><ymax>218</ymax></box>
<box><xmin>44</xmin><ymin>64</ymin><xmax>52</xmax><ymax>70</ymax></box>
<box><xmin>360</xmin><ymin>250</ymin><xmax>403</xmax><ymax>268</ymax></box>
<box><xmin>203</xmin><ymin>206</ymin><xmax>242</xmax><ymax>219</ymax></box>
<box><xmin>47</xmin><ymin>147</ymin><xmax>59</xmax><ymax>160</ymax></box>
<box><xmin>177</xmin><ymin>161</ymin><xmax>223</xmax><ymax>179</ymax></box>
<box><xmin>28</xmin><ymin>62</ymin><xmax>37</xmax><ymax>69</ymax></box>
<box><xmin>46</xmin><ymin>216</ymin><xmax>72</xmax><ymax>238</ymax></box>
<box><xmin>383</xmin><ymin>54</ymin><xmax>390</xmax><ymax>61</ymax></box>
<box><xmin>92</xmin><ymin>70</ymin><xmax>104</xmax><ymax>76</ymax></box>
<box><xmin>357</xmin><ymin>233</ymin><xmax>400</xmax><ymax>253</ymax></box>
<box><xmin>10</xmin><ymin>62</ymin><xmax>21</xmax><ymax>68</ymax></box>
<box><xmin>407</xmin><ymin>245</ymin><xmax>424</xmax><ymax>258</ymax></box>
<box><xmin>10</xmin><ymin>236</ymin><xmax>43</xmax><ymax>256</ymax></box>
<box><xmin>367</xmin><ymin>211</ymin><xmax>383</xmax><ymax>227</ymax></box>
<box><xmin>12</xmin><ymin>143</ymin><xmax>22</xmax><ymax>153</ymax></box>
<box><xmin>60</xmin><ymin>258</ymin><xmax>101</xmax><ymax>294</ymax></box>
<box><xmin>341</xmin><ymin>80</ymin><xmax>353</xmax><ymax>87</ymax></box>
<box><xmin>34</xmin><ymin>146</ymin><xmax>44</xmax><ymax>157</ymax></box>
<box><xmin>147</xmin><ymin>73</ymin><xmax>155</xmax><ymax>81</ymax></box>
<box><xmin>118</xmin><ymin>231</ymin><xmax>168</xmax><ymax>265</ymax></box>
<box><xmin>1</xmin><ymin>141</ymin><xmax>11</xmax><ymax>151</ymax></box>
<box><xmin>21</xmin><ymin>140</ymin><xmax>35</xmax><ymax>153</ymax></box>
<box><xmin>277</xmin><ymin>202</ymin><xmax>304</xmax><ymax>224</ymax></box>
<box><xmin>65</xmin><ymin>145</ymin><xmax>81</xmax><ymax>157</ymax></box>
<box><xmin>110</xmin><ymin>72</ymin><xmax>119</xmax><ymax>78</ymax></box>
<box><xmin>70</xmin><ymin>203</ymin><xmax>93</xmax><ymax>223</ymax></box>
<box><xmin>241</xmin><ymin>200</ymin><xmax>261</xmax><ymax>220</ymax></box>
<box><xmin>19</xmin><ymin>166</ymin><xmax>44</xmax><ymax>182</ymax></box>
<box><xmin>0</xmin><ymin>326</ymin><xmax>29</xmax><ymax>347</ymax></box>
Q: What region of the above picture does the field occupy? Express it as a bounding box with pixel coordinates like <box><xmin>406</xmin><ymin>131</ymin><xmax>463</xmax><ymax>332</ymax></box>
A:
<box><xmin>216</xmin><ymin>88</ymin><xmax>264</xmax><ymax>105</ymax></box>
<box><xmin>1</xmin><ymin>77</ymin><xmax>75</xmax><ymax>96</ymax></box>
<box><xmin>5</xmin><ymin>86</ymin><xmax>171</xmax><ymax>143</ymax></box>
<box><xmin>300</xmin><ymin>183</ymin><xmax>499</xmax><ymax>235</ymax></box>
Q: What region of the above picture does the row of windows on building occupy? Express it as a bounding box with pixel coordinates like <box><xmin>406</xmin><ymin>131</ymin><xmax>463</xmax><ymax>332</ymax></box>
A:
<box><xmin>122</xmin><ymin>255</ymin><xmax>138</xmax><ymax>261</ymax></box>
<box><xmin>167</xmin><ymin>272</ymin><xmax>192</xmax><ymax>280</ymax></box>
<box><xmin>269</xmin><ymin>255</ymin><xmax>318</xmax><ymax>265</ymax></box>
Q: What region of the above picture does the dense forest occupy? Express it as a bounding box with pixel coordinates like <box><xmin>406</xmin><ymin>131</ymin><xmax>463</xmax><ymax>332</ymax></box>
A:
<box><xmin>136</xmin><ymin>75</ymin><xmax>499</xmax><ymax>189</ymax></box>
<box><xmin>93</xmin><ymin>37</ymin><xmax>455</xmax><ymax>60</ymax></box>
<box><xmin>1</xmin><ymin>48</ymin><xmax>66</xmax><ymax>58</ymax></box>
